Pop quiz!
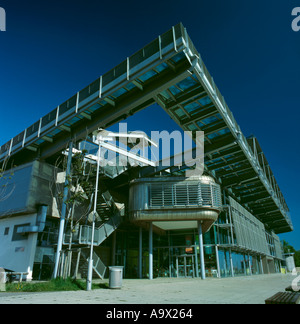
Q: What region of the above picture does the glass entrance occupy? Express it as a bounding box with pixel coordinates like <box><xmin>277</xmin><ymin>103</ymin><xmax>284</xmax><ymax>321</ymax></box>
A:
<box><xmin>176</xmin><ymin>254</ymin><xmax>195</xmax><ymax>278</ymax></box>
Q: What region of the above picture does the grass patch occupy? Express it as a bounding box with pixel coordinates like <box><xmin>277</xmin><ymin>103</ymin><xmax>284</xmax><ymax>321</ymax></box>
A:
<box><xmin>4</xmin><ymin>278</ymin><xmax>108</xmax><ymax>292</ymax></box>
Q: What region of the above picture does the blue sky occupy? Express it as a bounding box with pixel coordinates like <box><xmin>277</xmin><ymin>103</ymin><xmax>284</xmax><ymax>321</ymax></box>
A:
<box><xmin>0</xmin><ymin>0</ymin><xmax>299</xmax><ymax>249</ymax></box>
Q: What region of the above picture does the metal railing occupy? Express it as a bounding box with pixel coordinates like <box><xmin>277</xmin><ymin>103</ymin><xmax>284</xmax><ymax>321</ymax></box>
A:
<box><xmin>181</xmin><ymin>27</ymin><xmax>292</xmax><ymax>229</ymax></box>
<box><xmin>0</xmin><ymin>22</ymin><xmax>291</xmax><ymax>231</ymax></box>
<box><xmin>0</xmin><ymin>23</ymin><xmax>187</xmax><ymax>161</ymax></box>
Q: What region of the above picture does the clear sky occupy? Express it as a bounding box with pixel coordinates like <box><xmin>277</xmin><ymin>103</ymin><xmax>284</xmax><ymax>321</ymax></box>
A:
<box><xmin>0</xmin><ymin>0</ymin><xmax>299</xmax><ymax>249</ymax></box>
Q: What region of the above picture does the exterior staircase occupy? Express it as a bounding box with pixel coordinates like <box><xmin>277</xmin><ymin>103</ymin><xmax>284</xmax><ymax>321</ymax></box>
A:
<box><xmin>70</xmin><ymin>248</ymin><xmax>107</xmax><ymax>280</ymax></box>
<box><xmin>63</xmin><ymin>188</ymin><xmax>124</xmax><ymax>279</ymax></box>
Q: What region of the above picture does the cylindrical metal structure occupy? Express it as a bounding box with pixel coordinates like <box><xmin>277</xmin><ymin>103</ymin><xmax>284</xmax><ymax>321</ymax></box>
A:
<box><xmin>139</xmin><ymin>227</ymin><xmax>142</xmax><ymax>279</ymax></box>
<box><xmin>229</xmin><ymin>249</ymin><xmax>234</xmax><ymax>277</ymax></box>
<box><xmin>129</xmin><ymin>175</ymin><xmax>222</xmax><ymax>233</ymax></box>
<box><xmin>53</xmin><ymin>140</ymin><xmax>73</xmax><ymax>279</ymax></box>
<box><xmin>87</xmin><ymin>144</ymin><xmax>101</xmax><ymax>291</ymax></box>
<box><xmin>198</xmin><ymin>221</ymin><xmax>206</xmax><ymax>280</ymax></box>
<box><xmin>109</xmin><ymin>266</ymin><xmax>124</xmax><ymax>289</ymax></box>
<box><xmin>149</xmin><ymin>222</ymin><xmax>153</xmax><ymax>280</ymax></box>
<box><xmin>215</xmin><ymin>245</ymin><xmax>220</xmax><ymax>278</ymax></box>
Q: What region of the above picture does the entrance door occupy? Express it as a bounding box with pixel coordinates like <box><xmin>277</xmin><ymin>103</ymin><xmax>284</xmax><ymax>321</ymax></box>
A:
<box><xmin>176</xmin><ymin>255</ymin><xmax>195</xmax><ymax>278</ymax></box>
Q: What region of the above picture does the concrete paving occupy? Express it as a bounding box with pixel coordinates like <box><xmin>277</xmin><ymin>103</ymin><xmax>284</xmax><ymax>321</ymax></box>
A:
<box><xmin>0</xmin><ymin>274</ymin><xmax>297</xmax><ymax>304</ymax></box>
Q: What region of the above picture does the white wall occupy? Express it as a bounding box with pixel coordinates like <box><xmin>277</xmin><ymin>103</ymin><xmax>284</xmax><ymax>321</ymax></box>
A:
<box><xmin>0</xmin><ymin>214</ymin><xmax>38</xmax><ymax>280</ymax></box>
<box><xmin>286</xmin><ymin>255</ymin><xmax>296</xmax><ymax>272</ymax></box>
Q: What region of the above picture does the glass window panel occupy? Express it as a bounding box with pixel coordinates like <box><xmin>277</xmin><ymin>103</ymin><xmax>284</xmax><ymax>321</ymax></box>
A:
<box><xmin>160</xmin><ymin>29</ymin><xmax>173</xmax><ymax>48</ymax></box>
<box><xmin>65</xmin><ymin>116</ymin><xmax>83</xmax><ymax>126</ymax></box>
<box><xmin>26</xmin><ymin>121</ymin><xmax>40</xmax><ymax>137</ymax></box>
<box><xmin>187</xmin><ymin>124</ymin><xmax>197</xmax><ymax>131</ymax></box>
<box><xmin>102</xmin><ymin>69</ymin><xmax>115</xmax><ymax>86</ymax></box>
<box><xmin>13</xmin><ymin>131</ymin><xmax>25</xmax><ymax>146</ymax></box>
<box><xmin>35</xmin><ymin>139</ymin><xmax>45</xmax><ymax>145</ymax></box>
<box><xmin>199</xmin><ymin>96</ymin><xmax>212</xmax><ymax>106</ymax></box>
<box><xmin>114</xmin><ymin>61</ymin><xmax>127</xmax><ymax>79</ymax></box>
<box><xmin>138</xmin><ymin>70</ymin><xmax>157</xmax><ymax>82</ymax></box>
<box><xmin>111</xmin><ymin>87</ymin><xmax>127</xmax><ymax>98</ymax></box>
<box><xmin>184</xmin><ymin>102</ymin><xmax>201</xmax><ymax>113</ymax></box>
<box><xmin>207</xmin><ymin>133</ymin><xmax>220</xmax><ymax>140</ymax></box>
<box><xmin>59</xmin><ymin>95</ymin><xmax>76</xmax><ymax>116</ymax></box>
<box><xmin>159</xmin><ymin>90</ymin><xmax>171</xmax><ymax>100</ymax></box>
<box><xmin>79</xmin><ymin>86</ymin><xmax>90</xmax><ymax>102</ymax></box>
<box><xmin>0</xmin><ymin>142</ymin><xmax>10</xmax><ymax>155</ymax></box>
<box><xmin>174</xmin><ymin>108</ymin><xmax>185</xmax><ymax>117</ymax></box>
<box><xmin>12</xmin><ymin>224</ymin><xmax>30</xmax><ymax>241</ymax></box>
<box><xmin>169</xmin><ymin>85</ymin><xmax>182</xmax><ymax>96</ymax></box>
<box><xmin>211</xmin><ymin>158</ymin><xmax>223</xmax><ymax>165</ymax></box>
<box><xmin>88</xmin><ymin>103</ymin><xmax>102</xmax><ymax>112</ymax></box>
<box><xmin>155</xmin><ymin>62</ymin><xmax>168</xmax><ymax>73</ymax></box>
<box><xmin>176</xmin><ymin>77</ymin><xmax>197</xmax><ymax>91</ymax></box>
<box><xmin>218</xmin><ymin>128</ymin><xmax>231</xmax><ymax>136</ymax></box>
<box><xmin>89</xmin><ymin>79</ymin><xmax>100</xmax><ymax>95</ymax></box>
<box><xmin>41</xmin><ymin>108</ymin><xmax>57</xmax><ymax>128</ymax></box>
<box><xmin>200</xmin><ymin>116</ymin><xmax>219</xmax><ymax>125</ymax></box>
<box><xmin>144</xmin><ymin>39</ymin><xmax>159</xmax><ymax>59</ymax></box>
<box><xmin>125</xmin><ymin>82</ymin><xmax>137</xmax><ymax>91</ymax></box>
<box><xmin>47</xmin><ymin>128</ymin><xmax>62</xmax><ymax>137</ymax></box>
<box><xmin>171</xmin><ymin>52</ymin><xmax>185</xmax><ymax>63</ymax></box>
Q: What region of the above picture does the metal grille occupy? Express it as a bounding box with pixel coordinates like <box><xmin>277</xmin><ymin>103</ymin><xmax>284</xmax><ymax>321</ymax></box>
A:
<box><xmin>149</xmin><ymin>181</ymin><xmax>221</xmax><ymax>209</ymax></box>
<box><xmin>273</xmin><ymin>233</ymin><xmax>284</xmax><ymax>260</ymax></box>
<box><xmin>229</xmin><ymin>197</ymin><xmax>269</xmax><ymax>255</ymax></box>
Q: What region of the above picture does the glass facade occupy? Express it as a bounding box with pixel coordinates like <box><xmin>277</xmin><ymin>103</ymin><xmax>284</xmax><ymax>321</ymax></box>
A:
<box><xmin>30</xmin><ymin>207</ymin><xmax>283</xmax><ymax>280</ymax></box>
<box><xmin>218</xmin><ymin>249</ymin><xmax>231</xmax><ymax>277</ymax></box>
<box><xmin>113</xmin><ymin>223</ymin><xmax>282</xmax><ymax>279</ymax></box>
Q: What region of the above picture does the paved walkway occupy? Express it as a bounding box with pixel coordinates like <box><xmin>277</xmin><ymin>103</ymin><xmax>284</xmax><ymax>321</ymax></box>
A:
<box><xmin>0</xmin><ymin>274</ymin><xmax>296</xmax><ymax>304</ymax></box>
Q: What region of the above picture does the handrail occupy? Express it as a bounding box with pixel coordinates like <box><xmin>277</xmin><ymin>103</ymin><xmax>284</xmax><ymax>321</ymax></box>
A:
<box><xmin>0</xmin><ymin>23</ymin><xmax>186</xmax><ymax>162</ymax></box>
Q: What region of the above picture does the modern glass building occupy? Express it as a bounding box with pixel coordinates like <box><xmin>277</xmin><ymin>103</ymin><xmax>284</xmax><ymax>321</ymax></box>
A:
<box><xmin>0</xmin><ymin>23</ymin><xmax>292</xmax><ymax>281</ymax></box>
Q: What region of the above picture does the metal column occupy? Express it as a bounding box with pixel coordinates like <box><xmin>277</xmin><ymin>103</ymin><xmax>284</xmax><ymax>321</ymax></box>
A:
<box><xmin>248</xmin><ymin>254</ymin><xmax>252</xmax><ymax>275</ymax></box>
<box><xmin>194</xmin><ymin>243</ymin><xmax>199</xmax><ymax>278</ymax></box>
<box><xmin>53</xmin><ymin>140</ymin><xmax>73</xmax><ymax>279</ymax></box>
<box><xmin>198</xmin><ymin>221</ymin><xmax>206</xmax><ymax>280</ymax></box>
<box><xmin>243</xmin><ymin>256</ymin><xmax>247</xmax><ymax>275</ymax></box>
<box><xmin>87</xmin><ymin>143</ymin><xmax>101</xmax><ymax>291</ymax></box>
<box><xmin>215</xmin><ymin>245</ymin><xmax>220</xmax><ymax>278</ymax></box>
<box><xmin>260</xmin><ymin>256</ymin><xmax>264</xmax><ymax>274</ymax></box>
<box><xmin>149</xmin><ymin>222</ymin><xmax>153</xmax><ymax>280</ymax></box>
<box><xmin>111</xmin><ymin>231</ymin><xmax>117</xmax><ymax>266</ymax></box>
<box><xmin>229</xmin><ymin>248</ymin><xmax>234</xmax><ymax>277</ymax></box>
<box><xmin>139</xmin><ymin>227</ymin><xmax>143</xmax><ymax>279</ymax></box>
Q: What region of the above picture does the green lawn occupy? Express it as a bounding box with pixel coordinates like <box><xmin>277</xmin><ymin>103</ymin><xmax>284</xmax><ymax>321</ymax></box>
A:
<box><xmin>3</xmin><ymin>278</ymin><xmax>108</xmax><ymax>292</ymax></box>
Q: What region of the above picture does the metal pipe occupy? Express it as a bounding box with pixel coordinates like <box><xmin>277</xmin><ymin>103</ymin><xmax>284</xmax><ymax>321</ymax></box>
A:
<box><xmin>86</xmin><ymin>143</ymin><xmax>101</xmax><ymax>291</ymax></box>
<box><xmin>139</xmin><ymin>227</ymin><xmax>142</xmax><ymax>279</ymax></box>
<box><xmin>111</xmin><ymin>231</ymin><xmax>116</xmax><ymax>266</ymax></box>
<box><xmin>194</xmin><ymin>242</ymin><xmax>199</xmax><ymax>278</ymax></box>
<box><xmin>53</xmin><ymin>140</ymin><xmax>73</xmax><ymax>279</ymax></box>
<box><xmin>198</xmin><ymin>221</ymin><xmax>206</xmax><ymax>280</ymax></box>
<box><xmin>149</xmin><ymin>222</ymin><xmax>153</xmax><ymax>280</ymax></box>
<box><xmin>229</xmin><ymin>248</ymin><xmax>234</xmax><ymax>277</ymax></box>
<box><xmin>215</xmin><ymin>245</ymin><xmax>220</xmax><ymax>278</ymax></box>
<box><xmin>260</xmin><ymin>256</ymin><xmax>264</xmax><ymax>274</ymax></box>
<box><xmin>248</xmin><ymin>254</ymin><xmax>252</xmax><ymax>275</ymax></box>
